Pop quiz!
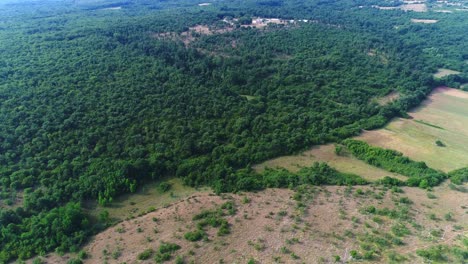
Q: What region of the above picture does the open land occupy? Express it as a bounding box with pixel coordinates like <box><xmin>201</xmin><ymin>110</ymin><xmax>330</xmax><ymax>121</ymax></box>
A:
<box><xmin>35</xmin><ymin>182</ymin><xmax>468</xmax><ymax>263</ymax></box>
<box><xmin>434</xmin><ymin>68</ymin><xmax>462</xmax><ymax>79</ymax></box>
<box><xmin>356</xmin><ymin>87</ymin><xmax>468</xmax><ymax>172</ymax></box>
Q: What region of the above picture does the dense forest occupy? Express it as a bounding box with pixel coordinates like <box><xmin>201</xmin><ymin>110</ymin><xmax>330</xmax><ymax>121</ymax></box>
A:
<box><xmin>0</xmin><ymin>0</ymin><xmax>467</xmax><ymax>261</ymax></box>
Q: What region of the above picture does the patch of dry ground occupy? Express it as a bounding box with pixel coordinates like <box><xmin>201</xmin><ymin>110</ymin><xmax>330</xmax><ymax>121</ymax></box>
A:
<box><xmin>35</xmin><ymin>182</ymin><xmax>467</xmax><ymax>263</ymax></box>
<box><xmin>254</xmin><ymin>144</ymin><xmax>407</xmax><ymax>182</ymax></box>
<box><xmin>373</xmin><ymin>0</ymin><xmax>429</xmax><ymax>12</ymax></box>
<box><xmin>401</xmin><ymin>3</ymin><xmax>428</xmax><ymax>12</ymax></box>
<box><xmin>411</xmin><ymin>19</ymin><xmax>438</xmax><ymax>23</ymax></box>
<box><xmin>434</xmin><ymin>68</ymin><xmax>461</xmax><ymax>78</ymax></box>
<box><xmin>152</xmin><ymin>25</ymin><xmax>234</xmax><ymax>45</ymax></box>
<box><xmin>356</xmin><ymin>87</ymin><xmax>468</xmax><ymax>172</ymax></box>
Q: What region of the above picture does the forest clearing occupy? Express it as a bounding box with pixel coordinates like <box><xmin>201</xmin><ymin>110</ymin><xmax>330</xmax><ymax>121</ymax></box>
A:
<box><xmin>87</xmin><ymin>178</ymin><xmax>210</xmax><ymax>223</ymax></box>
<box><xmin>253</xmin><ymin>144</ymin><xmax>407</xmax><ymax>182</ymax></box>
<box><xmin>434</xmin><ymin>68</ymin><xmax>462</xmax><ymax>79</ymax></box>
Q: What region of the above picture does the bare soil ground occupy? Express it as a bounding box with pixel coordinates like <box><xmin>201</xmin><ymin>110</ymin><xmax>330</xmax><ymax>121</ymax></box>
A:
<box><xmin>356</xmin><ymin>87</ymin><xmax>468</xmax><ymax>172</ymax></box>
<box><xmin>254</xmin><ymin>144</ymin><xmax>407</xmax><ymax>181</ymax></box>
<box><xmin>35</xmin><ymin>182</ymin><xmax>467</xmax><ymax>264</ymax></box>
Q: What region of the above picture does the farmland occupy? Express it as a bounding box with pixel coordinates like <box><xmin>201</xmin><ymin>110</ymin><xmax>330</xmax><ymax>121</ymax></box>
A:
<box><xmin>356</xmin><ymin>87</ymin><xmax>468</xmax><ymax>172</ymax></box>
<box><xmin>1</xmin><ymin>0</ymin><xmax>468</xmax><ymax>262</ymax></box>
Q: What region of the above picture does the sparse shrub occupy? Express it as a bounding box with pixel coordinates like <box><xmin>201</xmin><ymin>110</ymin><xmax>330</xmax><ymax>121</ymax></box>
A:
<box><xmin>362</xmin><ymin>206</ymin><xmax>376</xmax><ymax>214</ymax></box>
<box><xmin>335</xmin><ymin>144</ymin><xmax>344</xmax><ymax>156</ymax></box>
<box><xmin>138</xmin><ymin>249</ymin><xmax>154</xmax><ymax>260</ymax></box>
<box><xmin>372</xmin><ymin>216</ymin><xmax>383</xmax><ymax>224</ymax></box>
<box><xmin>217</xmin><ymin>222</ymin><xmax>230</xmax><ymax>236</ymax></box>
<box><xmin>175</xmin><ymin>255</ymin><xmax>184</xmax><ymax>264</ymax></box>
<box><xmin>427</xmin><ymin>192</ymin><xmax>437</xmax><ymax>199</ymax></box>
<box><xmin>66</xmin><ymin>259</ymin><xmax>82</xmax><ymax>264</ymax></box>
<box><xmin>444</xmin><ymin>212</ymin><xmax>454</xmax><ymax>221</ymax></box>
<box><xmin>278</xmin><ymin>210</ymin><xmax>287</xmax><ymax>216</ymax></box>
<box><xmin>32</xmin><ymin>258</ymin><xmax>44</xmax><ymax>264</ymax></box>
<box><xmin>158</xmin><ymin>182</ymin><xmax>172</xmax><ymax>192</ymax></box>
<box><xmin>350</xmin><ymin>250</ymin><xmax>361</xmax><ymax>259</ymax></box>
<box><xmin>78</xmin><ymin>250</ymin><xmax>88</xmax><ymax>260</ymax></box>
<box><xmin>398</xmin><ymin>197</ymin><xmax>412</xmax><ymax>204</ymax></box>
<box><xmin>290</xmin><ymin>252</ymin><xmax>299</xmax><ymax>259</ymax></box>
<box><xmin>184</xmin><ymin>230</ymin><xmax>205</xmax><ymax>241</ymax></box>
<box><xmin>112</xmin><ymin>247</ymin><xmax>122</xmax><ymax>259</ymax></box>
<box><xmin>387</xmin><ymin>251</ymin><xmax>407</xmax><ymax>262</ymax></box>
<box><xmin>449</xmin><ymin>168</ymin><xmax>468</xmax><ymax>185</ymax></box>
<box><xmin>416</xmin><ymin>245</ymin><xmax>447</xmax><ymax>261</ymax></box>
<box><xmin>430</xmin><ymin>229</ymin><xmax>443</xmax><ymax>238</ymax></box>
<box><xmin>154</xmin><ymin>242</ymin><xmax>181</xmax><ymax>263</ymax></box>
<box><xmin>344</xmin><ymin>230</ymin><xmax>354</xmax><ymax>238</ymax></box>
<box><xmin>363</xmin><ymin>250</ymin><xmax>374</xmax><ymax>260</ymax></box>
<box><xmin>391</xmin><ymin>223</ymin><xmax>410</xmax><ymax>237</ymax></box>
<box><xmin>280</xmin><ymin>246</ymin><xmax>291</xmax><ymax>254</ymax></box>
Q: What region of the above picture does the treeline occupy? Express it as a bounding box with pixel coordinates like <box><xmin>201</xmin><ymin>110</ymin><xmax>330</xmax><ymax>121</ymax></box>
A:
<box><xmin>342</xmin><ymin>139</ymin><xmax>447</xmax><ymax>188</ymax></box>
<box><xmin>213</xmin><ymin>162</ymin><xmax>367</xmax><ymax>193</ymax></box>
<box><xmin>0</xmin><ymin>203</ymin><xmax>89</xmax><ymax>262</ymax></box>
<box><xmin>448</xmin><ymin>168</ymin><xmax>468</xmax><ymax>185</ymax></box>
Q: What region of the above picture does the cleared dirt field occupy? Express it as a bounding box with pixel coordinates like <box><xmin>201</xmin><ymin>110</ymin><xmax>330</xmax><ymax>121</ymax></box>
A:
<box><xmin>36</xmin><ymin>183</ymin><xmax>467</xmax><ymax>263</ymax></box>
<box><xmin>434</xmin><ymin>68</ymin><xmax>461</xmax><ymax>78</ymax></box>
<box><xmin>356</xmin><ymin>87</ymin><xmax>468</xmax><ymax>172</ymax></box>
<box><xmin>254</xmin><ymin>144</ymin><xmax>407</xmax><ymax>181</ymax></box>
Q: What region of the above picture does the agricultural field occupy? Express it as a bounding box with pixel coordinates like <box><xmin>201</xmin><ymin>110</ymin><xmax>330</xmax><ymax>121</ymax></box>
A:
<box><xmin>356</xmin><ymin>87</ymin><xmax>468</xmax><ymax>173</ymax></box>
<box><xmin>254</xmin><ymin>144</ymin><xmax>407</xmax><ymax>182</ymax></box>
<box><xmin>35</xmin><ymin>183</ymin><xmax>467</xmax><ymax>263</ymax></box>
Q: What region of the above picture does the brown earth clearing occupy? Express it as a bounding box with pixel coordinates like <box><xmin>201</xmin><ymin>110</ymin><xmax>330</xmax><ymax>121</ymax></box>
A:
<box><xmin>34</xmin><ymin>182</ymin><xmax>467</xmax><ymax>263</ymax></box>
